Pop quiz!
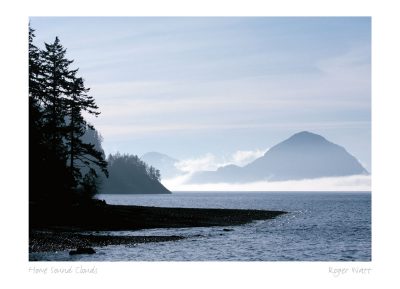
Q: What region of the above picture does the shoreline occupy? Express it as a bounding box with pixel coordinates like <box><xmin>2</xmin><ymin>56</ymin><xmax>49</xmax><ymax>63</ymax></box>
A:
<box><xmin>29</xmin><ymin>203</ymin><xmax>286</xmax><ymax>253</ymax></box>
<box><xmin>29</xmin><ymin>230</ymin><xmax>185</xmax><ymax>254</ymax></box>
<box><xmin>30</xmin><ymin>203</ymin><xmax>287</xmax><ymax>231</ymax></box>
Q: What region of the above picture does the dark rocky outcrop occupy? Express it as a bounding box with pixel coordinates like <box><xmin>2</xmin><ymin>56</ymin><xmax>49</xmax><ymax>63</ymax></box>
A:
<box><xmin>69</xmin><ymin>247</ymin><xmax>96</xmax><ymax>255</ymax></box>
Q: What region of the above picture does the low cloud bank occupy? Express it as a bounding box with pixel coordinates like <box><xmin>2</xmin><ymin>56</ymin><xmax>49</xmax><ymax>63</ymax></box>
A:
<box><xmin>174</xmin><ymin>148</ymin><xmax>268</xmax><ymax>173</ymax></box>
<box><xmin>162</xmin><ymin>174</ymin><xmax>371</xmax><ymax>192</ymax></box>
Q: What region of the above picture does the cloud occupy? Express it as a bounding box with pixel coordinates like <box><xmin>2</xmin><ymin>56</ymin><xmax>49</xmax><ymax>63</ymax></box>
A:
<box><xmin>92</xmin><ymin>120</ymin><xmax>370</xmax><ymax>140</ymax></box>
<box><xmin>173</xmin><ymin>148</ymin><xmax>269</xmax><ymax>174</ymax></box>
<box><xmin>162</xmin><ymin>174</ymin><xmax>371</xmax><ymax>192</ymax></box>
<box><xmin>316</xmin><ymin>45</ymin><xmax>370</xmax><ymax>77</ymax></box>
<box><xmin>175</xmin><ymin>153</ymin><xmax>220</xmax><ymax>173</ymax></box>
<box><xmin>84</xmin><ymin>44</ymin><xmax>371</xmax><ymax>142</ymax></box>
<box><xmin>231</xmin><ymin>149</ymin><xmax>267</xmax><ymax>166</ymax></box>
<box><xmin>90</xmin><ymin>81</ymin><xmax>175</xmax><ymax>100</ymax></box>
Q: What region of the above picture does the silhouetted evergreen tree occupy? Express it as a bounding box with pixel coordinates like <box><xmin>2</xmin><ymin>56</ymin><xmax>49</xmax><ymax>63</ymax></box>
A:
<box><xmin>38</xmin><ymin>36</ymin><xmax>74</xmax><ymax>202</ymax></box>
<box><xmin>65</xmin><ymin>76</ymin><xmax>108</xmax><ymax>195</ymax></box>
<box><xmin>29</xmin><ymin>27</ymin><xmax>108</xmax><ymax>205</ymax></box>
<box><xmin>29</xmin><ymin>26</ymin><xmax>43</xmax><ymax>101</ymax></box>
<box><xmin>29</xmin><ymin>25</ymin><xmax>46</xmax><ymax>202</ymax></box>
<box><xmin>29</xmin><ymin>25</ymin><xmax>64</xmax><ymax>203</ymax></box>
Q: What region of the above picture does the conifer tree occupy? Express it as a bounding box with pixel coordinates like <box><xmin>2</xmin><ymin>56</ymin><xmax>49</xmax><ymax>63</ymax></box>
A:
<box><xmin>41</xmin><ymin>37</ymin><xmax>73</xmax><ymax>156</ymax></box>
<box><xmin>29</xmin><ymin>25</ymin><xmax>46</xmax><ymax>201</ymax></box>
<box><xmin>29</xmin><ymin>30</ymin><xmax>108</xmax><ymax>203</ymax></box>
<box><xmin>66</xmin><ymin>76</ymin><xmax>108</xmax><ymax>193</ymax></box>
<box><xmin>39</xmin><ymin>37</ymin><xmax>74</xmax><ymax>201</ymax></box>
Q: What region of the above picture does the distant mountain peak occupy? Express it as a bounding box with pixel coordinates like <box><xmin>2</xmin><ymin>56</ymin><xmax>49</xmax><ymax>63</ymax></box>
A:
<box><xmin>292</xmin><ymin>131</ymin><xmax>322</xmax><ymax>138</ymax></box>
<box><xmin>141</xmin><ymin>151</ymin><xmax>177</xmax><ymax>160</ymax></box>
<box><xmin>284</xmin><ymin>131</ymin><xmax>328</xmax><ymax>144</ymax></box>
<box><xmin>188</xmin><ymin>131</ymin><xmax>368</xmax><ymax>184</ymax></box>
<box><xmin>141</xmin><ymin>152</ymin><xmax>183</xmax><ymax>179</ymax></box>
<box><xmin>142</xmin><ymin>151</ymin><xmax>161</xmax><ymax>156</ymax></box>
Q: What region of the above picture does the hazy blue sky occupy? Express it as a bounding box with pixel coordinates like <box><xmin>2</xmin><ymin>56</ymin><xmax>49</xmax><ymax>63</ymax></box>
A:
<box><xmin>30</xmin><ymin>17</ymin><xmax>371</xmax><ymax>170</ymax></box>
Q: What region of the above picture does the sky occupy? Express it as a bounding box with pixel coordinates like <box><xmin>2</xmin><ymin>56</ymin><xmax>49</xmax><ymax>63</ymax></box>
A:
<box><xmin>30</xmin><ymin>17</ymin><xmax>371</xmax><ymax>173</ymax></box>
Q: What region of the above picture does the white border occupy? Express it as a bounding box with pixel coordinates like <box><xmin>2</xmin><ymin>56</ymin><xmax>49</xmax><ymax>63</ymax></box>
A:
<box><xmin>1</xmin><ymin>0</ymin><xmax>399</xmax><ymax>288</ymax></box>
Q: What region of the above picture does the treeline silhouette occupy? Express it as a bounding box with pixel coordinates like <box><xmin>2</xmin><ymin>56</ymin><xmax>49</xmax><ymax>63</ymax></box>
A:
<box><xmin>29</xmin><ymin>24</ymin><xmax>109</xmax><ymax>206</ymax></box>
<box><xmin>82</xmin><ymin>130</ymin><xmax>168</xmax><ymax>194</ymax></box>
<box><xmin>29</xmin><ymin>26</ymin><xmax>168</xmax><ymax>211</ymax></box>
<box><xmin>102</xmin><ymin>153</ymin><xmax>169</xmax><ymax>194</ymax></box>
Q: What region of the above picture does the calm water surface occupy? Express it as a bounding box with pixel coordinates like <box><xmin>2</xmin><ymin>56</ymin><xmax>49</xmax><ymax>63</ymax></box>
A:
<box><xmin>30</xmin><ymin>192</ymin><xmax>371</xmax><ymax>261</ymax></box>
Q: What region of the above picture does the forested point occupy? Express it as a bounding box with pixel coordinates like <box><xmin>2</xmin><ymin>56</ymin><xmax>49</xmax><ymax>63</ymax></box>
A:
<box><xmin>103</xmin><ymin>153</ymin><xmax>169</xmax><ymax>194</ymax></box>
<box><xmin>29</xmin><ymin>25</ymin><xmax>167</xmax><ymax>213</ymax></box>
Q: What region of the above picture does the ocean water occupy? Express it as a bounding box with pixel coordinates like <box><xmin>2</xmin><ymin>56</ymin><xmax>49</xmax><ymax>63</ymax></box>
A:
<box><xmin>30</xmin><ymin>192</ymin><xmax>371</xmax><ymax>261</ymax></box>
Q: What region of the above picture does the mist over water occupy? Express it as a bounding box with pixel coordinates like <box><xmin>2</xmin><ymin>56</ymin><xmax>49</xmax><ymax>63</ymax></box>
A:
<box><xmin>162</xmin><ymin>174</ymin><xmax>371</xmax><ymax>192</ymax></box>
<box><xmin>31</xmin><ymin>192</ymin><xmax>371</xmax><ymax>261</ymax></box>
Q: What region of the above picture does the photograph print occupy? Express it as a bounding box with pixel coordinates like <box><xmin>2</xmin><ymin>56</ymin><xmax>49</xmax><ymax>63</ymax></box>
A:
<box><xmin>29</xmin><ymin>17</ymin><xmax>371</xmax><ymax>261</ymax></box>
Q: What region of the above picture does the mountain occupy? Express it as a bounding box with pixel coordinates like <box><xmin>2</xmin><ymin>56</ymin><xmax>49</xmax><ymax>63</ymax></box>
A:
<box><xmin>188</xmin><ymin>131</ymin><xmax>368</xmax><ymax>183</ymax></box>
<box><xmin>141</xmin><ymin>152</ymin><xmax>183</xmax><ymax>179</ymax></box>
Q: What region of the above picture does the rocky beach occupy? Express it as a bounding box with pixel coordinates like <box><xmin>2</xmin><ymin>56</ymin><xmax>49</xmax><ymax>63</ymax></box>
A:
<box><xmin>29</xmin><ymin>201</ymin><xmax>286</xmax><ymax>254</ymax></box>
